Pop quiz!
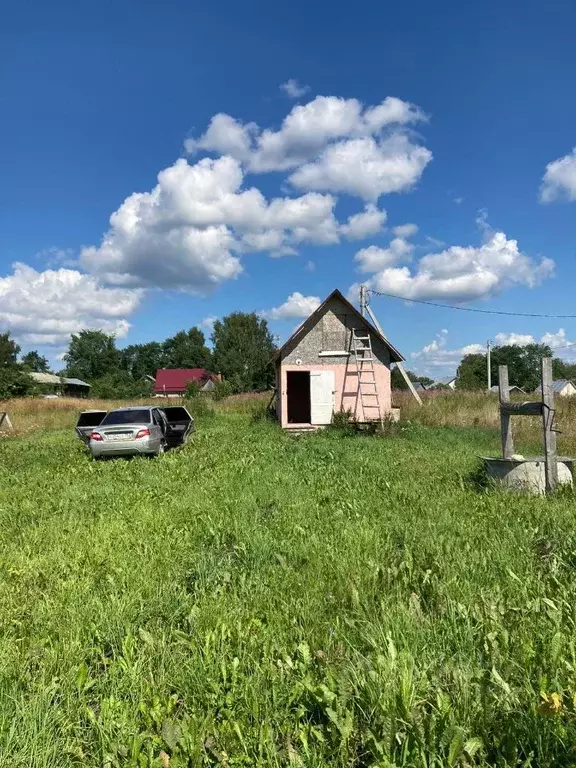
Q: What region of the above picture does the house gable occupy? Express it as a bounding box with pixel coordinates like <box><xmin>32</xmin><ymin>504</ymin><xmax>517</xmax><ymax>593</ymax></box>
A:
<box><xmin>278</xmin><ymin>293</ymin><xmax>398</xmax><ymax>367</ymax></box>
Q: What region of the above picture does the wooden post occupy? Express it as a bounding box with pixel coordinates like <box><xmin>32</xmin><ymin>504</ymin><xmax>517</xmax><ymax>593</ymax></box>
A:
<box><xmin>498</xmin><ymin>365</ymin><xmax>514</xmax><ymax>458</ymax></box>
<box><xmin>365</xmin><ymin>304</ymin><xmax>423</xmax><ymax>406</ymax></box>
<box><xmin>541</xmin><ymin>357</ymin><xmax>558</xmax><ymax>493</ymax></box>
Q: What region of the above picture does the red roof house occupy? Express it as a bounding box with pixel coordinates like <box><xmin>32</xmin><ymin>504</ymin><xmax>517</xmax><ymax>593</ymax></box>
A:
<box><xmin>154</xmin><ymin>368</ymin><xmax>218</xmax><ymax>395</ymax></box>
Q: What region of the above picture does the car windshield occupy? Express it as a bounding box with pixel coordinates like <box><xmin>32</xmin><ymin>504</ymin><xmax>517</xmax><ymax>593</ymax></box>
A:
<box><xmin>100</xmin><ymin>409</ymin><xmax>151</xmax><ymax>426</ymax></box>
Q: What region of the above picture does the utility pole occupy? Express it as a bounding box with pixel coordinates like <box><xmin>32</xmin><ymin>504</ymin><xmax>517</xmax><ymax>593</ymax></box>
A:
<box><xmin>363</xmin><ymin>292</ymin><xmax>423</xmax><ymax>406</ymax></box>
<box><xmin>359</xmin><ymin>284</ymin><xmax>367</xmax><ymax>317</ymax></box>
<box><xmin>487</xmin><ymin>339</ymin><xmax>492</xmax><ymax>392</ymax></box>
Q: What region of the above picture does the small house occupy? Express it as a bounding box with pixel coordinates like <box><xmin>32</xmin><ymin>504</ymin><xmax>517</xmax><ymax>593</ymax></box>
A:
<box><xmin>490</xmin><ymin>384</ymin><xmax>525</xmax><ymax>396</ymax></box>
<box><xmin>28</xmin><ymin>372</ymin><xmax>91</xmax><ymax>397</ymax></box>
<box><xmin>434</xmin><ymin>375</ymin><xmax>457</xmax><ymax>390</ymax></box>
<box><xmin>534</xmin><ymin>379</ymin><xmax>576</xmax><ymax>398</ymax></box>
<box><xmin>274</xmin><ymin>289</ymin><xmax>404</xmax><ymax>429</ymax></box>
<box><xmin>154</xmin><ymin>368</ymin><xmax>219</xmax><ymax>396</ymax></box>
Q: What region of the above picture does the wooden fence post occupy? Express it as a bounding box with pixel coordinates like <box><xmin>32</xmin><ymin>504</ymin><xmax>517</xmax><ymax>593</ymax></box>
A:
<box><xmin>498</xmin><ymin>365</ymin><xmax>514</xmax><ymax>458</ymax></box>
<box><xmin>542</xmin><ymin>357</ymin><xmax>558</xmax><ymax>493</ymax></box>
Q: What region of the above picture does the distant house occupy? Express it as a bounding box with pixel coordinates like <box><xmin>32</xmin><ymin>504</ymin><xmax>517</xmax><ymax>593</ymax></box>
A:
<box><xmin>274</xmin><ymin>289</ymin><xmax>404</xmax><ymax>428</ymax></box>
<box><xmin>413</xmin><ymin>381</ymin><xmax>429</xmax><ymax>392</ymax></box>
<box><xmin>490</xmin><ymin>384</ymin><xmax>525</xmax><ymax>396</ymax></box>
<box><xmin>534</xmin><ymin>379</ymin><xmax>576</xmax><ymax>397</ymax></box>
<box><xmin>434</xmin><ymin>375</ymin><xmax>457</xmax><ymax>390</ymax></box>
<box><xmin>154</xmin><ymin>368</ymin><xmax>220</xmax><ymax>396</ymax></box>
<box><xmin>28</xmin><ymin>372</ymin><xmax>91</xmax><ymax>398</ymax></box>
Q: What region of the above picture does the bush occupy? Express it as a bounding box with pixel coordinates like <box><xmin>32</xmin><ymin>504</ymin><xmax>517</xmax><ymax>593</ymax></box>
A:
<box><xmin>185</xmin><ymin>380</ymin><xmax>202</xmax><ymax>399</ymax></box>
<box><xmin>212</xmin><ymin>379</ymin><xmax>234</xmax><ymax>401</ymax></box>
<box><xmin>90</xmin><ymin>373</ymin><xmax>152</xmax><ymax>399</ymax></box>
<box><xmin>329</xmin><ymin>409</ymin><xmax>357</xmax><ymax>433</ymax></box>
<box><xmin>186</xmin><ymin>395</ymin><xmax>215</xmax><ymax>421</ymax></box>
<box><xmin>0</xmin><ymin>368</ymin><xmax>34</xmax><ymax>400</ymax></box>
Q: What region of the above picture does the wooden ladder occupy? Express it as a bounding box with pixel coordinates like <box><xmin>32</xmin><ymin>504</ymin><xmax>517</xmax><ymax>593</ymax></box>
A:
<box><xmin>351</xmin><ymin>329</ymin><xmax>382</xmax><ymax>425</ymax></box>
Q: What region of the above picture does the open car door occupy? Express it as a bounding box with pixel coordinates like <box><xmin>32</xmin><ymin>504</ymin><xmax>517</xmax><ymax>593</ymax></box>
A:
<box><xmin>161</xmin><ymin>406</ymin><xmax>195</xmax><ymax>448</ymax></box>
<box><xmin>75</xmin><ymin>410</ymin><xmax>107</xmax><ymax>444</ymax></box>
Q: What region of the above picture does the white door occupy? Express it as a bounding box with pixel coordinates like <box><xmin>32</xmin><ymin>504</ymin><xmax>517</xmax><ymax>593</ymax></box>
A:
<box><xmin>310</xmin><ymin>371</ymin><xmax>335</xmax><ymax>425</ymax></box>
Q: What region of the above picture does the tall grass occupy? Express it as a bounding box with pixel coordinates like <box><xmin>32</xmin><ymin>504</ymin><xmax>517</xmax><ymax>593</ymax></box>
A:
<box><xmin>396</xmin><ymin>390</ymin><xmax>576</xmax><ymax>456</ymax></box>
<box><xmin>1</xmin><ymin>409</ymin><xmax>576</xmax><ymax>764</ymax></box>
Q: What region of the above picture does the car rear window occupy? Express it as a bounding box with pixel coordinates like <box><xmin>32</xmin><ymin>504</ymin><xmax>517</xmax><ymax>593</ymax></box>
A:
<box><xmin>100</xmin><ymin>409</ymin><xmax>151</xmax><ymax>426</ymax></box>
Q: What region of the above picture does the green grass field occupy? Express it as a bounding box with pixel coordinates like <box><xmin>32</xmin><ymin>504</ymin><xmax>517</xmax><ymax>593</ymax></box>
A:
<box><xmin>2</xmin><ymin>408</ymin><xmax>576</xmax><ymax>766</ymax></box>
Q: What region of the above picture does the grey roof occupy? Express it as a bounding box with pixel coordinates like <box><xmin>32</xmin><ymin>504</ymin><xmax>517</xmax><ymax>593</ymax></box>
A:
<box><xmin>533</xmin><ymin>379</ymin><xmax>576</xmax><ymax>394</ymax></box>
<box><xmin>29</xmin><ymin>372</ymin><xmax>61</xmax><ymax>385</ymax></box>
<box><xmin>553</xmin><ymin>379</ymin><xmax>574</xmax><ymax>393</ymax></box>
<box><xmin>28</xmin><ymin>372</ymin><xmax>91</xmax><ymax>387</ymax></box>
<box><xmin>64</xmin><ymin>378</ymin><xmax>91</xmax><ymax>388</ymax></box>
<box><xmin>490</xmin><ymin>384</ymin><xmax>524</xmax><ymax>393</ymax></box>
<box><xmin>436</xmin><ymin>375</ymin><xmax>457</xmax><ymax>385</ymax></box>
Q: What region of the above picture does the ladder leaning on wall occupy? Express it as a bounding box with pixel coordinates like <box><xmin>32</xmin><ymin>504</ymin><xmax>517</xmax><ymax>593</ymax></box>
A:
<box><xmin>350</xmin><ymin>329</ymin><xmax>383</xmax><ymax>425</ymax></box>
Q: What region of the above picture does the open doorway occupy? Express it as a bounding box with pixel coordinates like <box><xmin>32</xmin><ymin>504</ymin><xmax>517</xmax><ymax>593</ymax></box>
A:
<box><xmin>287</xmin><ymin>371</ymin><xmax>311</xmax><ymax>423</ymax></box>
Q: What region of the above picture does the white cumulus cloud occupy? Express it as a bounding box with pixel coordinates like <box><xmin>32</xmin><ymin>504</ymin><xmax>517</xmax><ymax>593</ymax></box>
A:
<box><xmin>0</xmin><ymin>263</ymin><xmax>142</xmax><ymax>345</ymax></box>
<box><xmin>341</xmin><ymin>204</ymin><xmax>387</xmax><ymax>240</ymax></box>
<box><xmin>280</xmin><ymin>79</ymin><xmax>310</xmax><ymax>99</ymax></box>
<box><xmin>289</xmin><ymin>134</ymin><xmax>432</xmax><ymax>201</ymax></box>
<box><xmin>360</xmin><ymin>232</ymin><xmax>554</xmax><ymax>303</ymax></box>
<box><xmin>411</xmin><ymin>329</ymin><xmax>484</xmax><ymax>374</ymax></box>
<box><xmin>392</xmin><ymin>223</ymin><xmax>418</xmax><ymax>238</ymax></box>
<box><xmin>81</xmin><ymin>156</ymin><xmax>342</xmax><ymax>291</ymax></box>
<box><xmin>355</xmin><ymin>237</ymin><xmax>413</xmax><ymax>272</ymax></box>
<box><xmin>494</xmin><ymin>332</ymin><xmax>536</xmax><ymax>346</ymax></box>
<box><xmin>185</xmin><ymin>94</ymin><xmax>431</xmax><ymax>195</ymax></box>
<box><xmin>266</xmin><ymin>292</ymin><xmax>321</xmax><ymax>320</ymax></box>
<box><xmin>540</xmin><ymin>148</ymin><xmax>576</xmax><ymax>202</ymax></box>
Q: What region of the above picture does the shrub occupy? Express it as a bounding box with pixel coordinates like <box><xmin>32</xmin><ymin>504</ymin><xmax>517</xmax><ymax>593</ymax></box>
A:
<box><xmin>185</xmin><ymin>380</ymin><xmax>202</xmax><ymax>399</ymax></box>
<box><xmin>212</xmin><ymin>379</ymin><xmax>234</xmax><ymax>401</ymax></box>
<box><xmin>186</xmin><ymin>395</ymin><xmax>215</xmax><ymax>421</ymax></box>
<box><xmin>0</xmin><ymin>368</ymin><xmax>34</xmax><ymax>400</ymax></box>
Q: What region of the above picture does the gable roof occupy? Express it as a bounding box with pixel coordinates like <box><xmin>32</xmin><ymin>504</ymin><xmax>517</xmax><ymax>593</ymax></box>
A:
<box><xmin>28</xmin><ymin>372</ymin><xmax>91</xmax><ymax>387</ymax></box>
<box><xmin>154</xmin><ymin>368</ymin><xmax>211</xmax><ymax>393</ymax></box>
<box><xmin>490</xmin><ymin>384</ymin><xmax>525</xmax><ymax>394</ymax></box>
<box><xmin>533</xmin><ymin>379</ymin><xmax>576</xmax><ymax>394</ymax></box>
<box><xmin>275</xmin><ymin>289</ymin><xmax>404</xmax><ymax>362</ymax></box>
<box><xmin>435</xmin><ymin>375</ymin><xmax>457</xmax><ymax>386</ymax></box>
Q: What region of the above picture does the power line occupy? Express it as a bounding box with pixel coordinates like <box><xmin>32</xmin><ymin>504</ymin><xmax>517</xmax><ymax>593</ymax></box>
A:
<box><xmin>366</xmin><ymin>288</ymin><xmax>576</xmax><ymax>319</ymax></box>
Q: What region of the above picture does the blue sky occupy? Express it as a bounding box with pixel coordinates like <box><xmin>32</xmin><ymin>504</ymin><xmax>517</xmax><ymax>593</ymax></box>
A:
<box><xmin>1</xmin><ymin>0</ymin><xmax>575</xmax><ymax>376</ymax></box>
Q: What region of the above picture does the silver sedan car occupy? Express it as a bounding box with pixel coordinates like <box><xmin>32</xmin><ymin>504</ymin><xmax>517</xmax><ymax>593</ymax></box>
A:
<box><xmin>88</xmin><ymin>407</ymin><xmax>167</xmax><ymax>459</ymax></box>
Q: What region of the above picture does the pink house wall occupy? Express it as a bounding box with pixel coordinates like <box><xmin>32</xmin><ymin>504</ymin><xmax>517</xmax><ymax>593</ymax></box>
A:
<box><xmin>277</xmin><ymin>362</ymin><xmax>392</xmax><ymax>427</ymax></box>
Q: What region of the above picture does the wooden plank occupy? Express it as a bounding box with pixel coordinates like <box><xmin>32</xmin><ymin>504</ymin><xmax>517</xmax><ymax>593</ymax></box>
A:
<box><xmin>500</xmin><ymin>401</ymin><xmax>543</xmax><ymax>416</ymax></box>
<box><xmin>498</xmin><ymin>365</ymin><xmax>514</xmax><ymax>458</ymax></box>
<box><xmin>542</xmin><ymin>357</ymin><xmax>558</xmax><ymax>493</ymax></box>
<box><xmin>365</xmin><ymin>304</ymin><xmax>423</xmax><ymax>406</ymax></box>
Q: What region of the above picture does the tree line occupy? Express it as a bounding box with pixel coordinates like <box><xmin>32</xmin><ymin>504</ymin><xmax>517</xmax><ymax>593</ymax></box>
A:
<box><xmin>456</xmin><ymin>343</ymin><xmax>576</xmax><ymax>391</ymax></box>
<box><xmin>0</xmin><ymin>312</ymin><xmax>276</xmax><ymax>399</ymax></box>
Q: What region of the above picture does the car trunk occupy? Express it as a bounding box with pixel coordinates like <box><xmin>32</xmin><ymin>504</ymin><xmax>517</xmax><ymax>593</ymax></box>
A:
<box><xmin>75</xmin><ymin>411</ymin><xmax>107</xmax><ymax>443</ymax></box>
<box><xmin>161</xmin><ymin>406</ymin><xmax>195</xmax><ymax>447</ymax></box>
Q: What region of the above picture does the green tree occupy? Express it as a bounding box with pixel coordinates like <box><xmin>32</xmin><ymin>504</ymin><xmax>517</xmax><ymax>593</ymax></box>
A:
<box><xmin>163</xmin><ymin>328</ymin><xmax>212</xmax><ymax>370</ymax></box>
<box><xmin>64</xmin><ymin>330</ymin><xmax>120</xmax><ymax>382</ymax></box>
<box><xmin>457</xmin><ymin>343</ymin><xmax>554</xmax><ymax>391</ymax></box>
<box><xmin>90</xmin><ymin>371</ymin><xmax>153</xmax><ymax>399</ymax></box>
<box><xmin>0</xmin><ymin>332</ymin><xmax>20</xmax><ymax>368</ymax></box>
<box><xmin>21</xmin><ymin>350</ymin><xmax>51</xmax><ymax>373</ymax></box>
<box><xmin>120</xmin><ymin>342</ymin><xmax>166</xmax><ymax>379</ymax></box>
<box><xmin>212</xmin><ymin>313</ymin><xmax>275</xmax><ymax>392</ymax></box>
<box><xmin>491</xmin><ymin>343</ymin><xmax>552</xmax><ymax>392</ymax></box>
<box><xmin>552</xmin><ymin>359</ymin><xmax>576</xmax><ymax>381</ymax></box>
<box><xmin>456</xmin><ymin>353</ymin><xmax>487</xmax><ymax>390</ymax></box>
